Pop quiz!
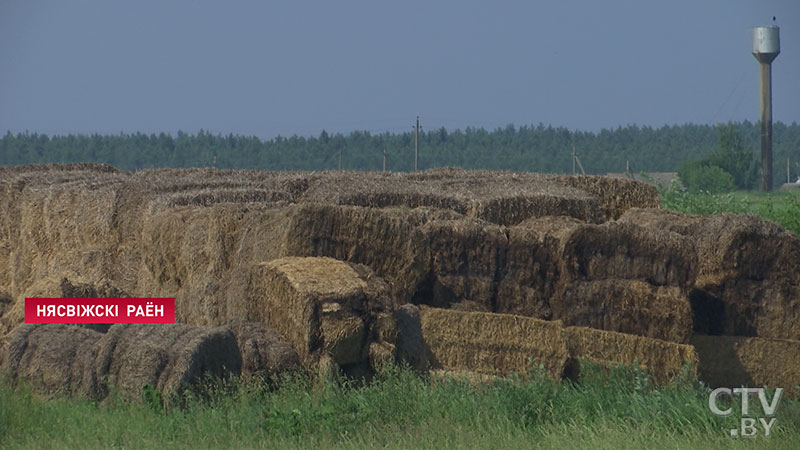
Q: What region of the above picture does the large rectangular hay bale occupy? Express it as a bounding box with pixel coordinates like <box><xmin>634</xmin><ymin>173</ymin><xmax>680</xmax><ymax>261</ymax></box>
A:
<box><xmin>622</xmin><ymin>209</ymin><xmax>800</xmax><ymax>340</ymax></box>
<box><xmin>418</xmin><ymin>219</ymin><xmax>508</xmax><ymax>310</ymax></box>
<box><xmin>555</xmin><ymin>280</ymin><xmax>693</xmax><ymax>343</ymax></box>
<box><xmin>566</xmin><ymin>326</ymin><xmax>698</xmax><ymax>385</ymax></box>
<box><xmin>242</xmin><ymin>257</ymin><xmax>376</xmax><ymax>368</ymax></box>
<box><xmin>282</xmin><ymin>204</ymin><xmax>430</xmax><ymax>306</ymax></box>
<box><xmin>419</xmin><ymin>306</ymin><xmax>568</xmax><ymax>379</ymax></box>
<box><xmin>692</xmin><ymin>334</ymin><xmax>800</xmax><ymax>398</ymax></box>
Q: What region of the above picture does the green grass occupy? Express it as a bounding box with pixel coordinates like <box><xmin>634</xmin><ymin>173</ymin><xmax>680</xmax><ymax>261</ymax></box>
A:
<box><xmin>2</xmin><ymin>363</ymin><xmax>799</xmax><ymax>449</ymax></box>
<box><xmin>660</xmin><ymin>186</ymin><xmax>800</xmax><ymax>236</ymax></box>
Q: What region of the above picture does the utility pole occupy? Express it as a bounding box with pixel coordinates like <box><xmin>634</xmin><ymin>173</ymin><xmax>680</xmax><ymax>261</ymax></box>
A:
<box><xmin>383</xmin><ymin>149</ymin><xmax>387</xmax><ymax>172</ymax></box>
<box><xmin>338</xmin><ymin>150</ymin><xmax>342</xmax><ymax>171</ymax></box>
<box><xmin>788</xmin><ymin>158</ymin><xmax>791</xmax><ymax>184</ymax></box>
<box><xmin>414</xmin><ymin>116</ymin><xmax>420</xmax><ymax>172</ymax></box>
<box><xmin>572</xmin><ymin>146</ymin><xmax>576</xmax><ymax>175</ymax></box>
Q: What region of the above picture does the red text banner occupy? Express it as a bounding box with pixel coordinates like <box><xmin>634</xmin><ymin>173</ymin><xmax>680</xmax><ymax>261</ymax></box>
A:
<box><xmin>24</xmin><ymin>298</ymin><xmax>175</xmax><ymax>324</ymax></box>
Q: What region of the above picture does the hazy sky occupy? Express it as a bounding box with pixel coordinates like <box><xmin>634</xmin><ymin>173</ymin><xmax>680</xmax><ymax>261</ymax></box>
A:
<box><xmin>1</xmin><ymin>0</ymin><xmax>798</xmax><ymax>139</ymax></box>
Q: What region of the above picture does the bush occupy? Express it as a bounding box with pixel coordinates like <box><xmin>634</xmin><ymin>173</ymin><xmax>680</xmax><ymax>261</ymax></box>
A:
<box><xmin>677</xmin><ymin>160</ymin><xmax>735</xmax><ymax>194</ymax></box>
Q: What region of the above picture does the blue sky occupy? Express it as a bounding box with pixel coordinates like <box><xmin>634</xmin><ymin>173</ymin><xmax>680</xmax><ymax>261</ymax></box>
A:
<box><xmin>1</xmin><ymin>0</ymin><xmax>798</xmax><ymax>138</ymax></box>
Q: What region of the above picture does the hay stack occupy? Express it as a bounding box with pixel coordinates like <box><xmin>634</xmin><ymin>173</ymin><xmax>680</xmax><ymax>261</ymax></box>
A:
<box><xmin>417</xmin><ymin>219</ymin><xmax>508</xmax><ymax>310</ymax></box>
<box><xmin>496</xmin><ymin>217</ymin><xmax>696</xmax><ymax>335</ymax></box>
<box><xmin>281</xmin><ymin>204</ymin><xmax>430</xmax><ymax>305</ymax></box>
<box><xmin>471</xmin><ymin>193</ymin><xmax>604</xmax><ymax>226</ymax></box>
<box><xmin>419</xmin><ymin>306</ymin><xmax>568</xmax><ymax>378</ymax></box>
<box><xmin>559</xmin><ymin>221</ymin><xmax>697</xmax><ymax>290</ymax></box>
<box><xmin>94</xmin><ymin>323</ymin><xmax>241</xmax><ymax>401</ymax></box>
<box><xmin>495</xmin><ymin>221</ymin><xmax>568</xmax><ymax>318</ymax></box>
<box><xmin>621</xmin><ymin>209</ymin><xmax>800</xmax><ymax>340</ymax></box>
<box><xmin>240</xmin><ymin>257</ymin><xmax>389</xmax><ymax>369</ymax></box>
<box><xmin>1</xmin><ymin>324</ymin><xmax>105</xmax><ymax>398</ymax></box>
<box><xmin>692</xmin><ymin>335</ymin><xmax>800</xmax><ymax>398</ymax></box>
<box><xmin>227</xmin><ymin>319</ymin><xmax>301</xmax><ymax>380</ymax></box>
<box><xmin>554</xmin><ymin>280</ymin><xmax>693</xmax><ymax>343</ymax></box>
<box><xmin>553</xmin><ymin>175</ymin><xmax>660</xmax><ymax>220</ymax></box>
<box><xmin>565</xmin><ymin>326</ymin><xmax>698</xmax><ymax>385</ymax></box>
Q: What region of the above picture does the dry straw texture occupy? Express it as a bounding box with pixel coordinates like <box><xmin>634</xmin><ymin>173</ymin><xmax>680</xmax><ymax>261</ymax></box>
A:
<box><xmin>621</xmin><ymin>208</ymin><xmax>800</xmax><ymax>340</ymax></box>
<box><xmin>555</xmin><ymin>280</ymin><xmax>693</xmax><ymax>343</ymax></box>
<box><xmin>1</xmin><ymin>324</ymin><xmax>105</xmax><ymax>398</ymax></box>
<box><xmin>2</xmin><ymin>323</ymin><xmax>243</xmax><ymax>401</ymax></box>
<box><xmin>239</xmin><ymin>257</ymin><xmax>388</xmax><ymax>369</ymax></box>
<box><xmin>565</xmin><ymin>326</ymin><xmax>698</xmax><ymax>385</ymax></box>
<box><xmin>226</xmin><ymin>319</ymin><xmax>301</xmax><ymax>380</ymax></box>
<box><xmin>692</xmin><ymin>334</ymin><xmax>800</xmax><ymax>398</ymax></box>
<box><xmin>419</xmin><ymin>306</ymin><xmax>568</xmax><ymax>379</ymax></box>
<box><xmin>94</xmin><ymin>323</ymin><xmax>241</xmax><ymax>401</ymax></box>
<box><xmin>418</xmin><ymin>219</ymin><xmax>508</xmax><ymax>310</ymax></box>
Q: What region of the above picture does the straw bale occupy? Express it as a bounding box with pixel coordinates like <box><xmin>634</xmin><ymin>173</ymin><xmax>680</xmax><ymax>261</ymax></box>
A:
<box><xmin>239</xmin><ymin>257</ymin><xmax>387</xmax><ymax>369</ymax></box>
<box><xmin>417</xmin><ymin>219</ymin><xmax>508</xmax><ymax>310</ymax></box>
<box><xmin>1</xmin><ymin>324</ymin><xmax>105</xmax><ymax>399</ymax></box>
<box><xmin>226</xmin><ymin>319</ymin><xmax>301</xmax><ymax>380</ymax></box>
<box><xmin>164</xmin><ymin>189</ymin><xmax>292</xmax><ymax>207</ymax></box>
<box><xmin>0</xmin><ymin>276</ymin><xmax>66</xmax><ymax>337</ymax></box>
<box><xmin>11</xmin><ymin>184</ymin><xmax>122</xmax><ymax>296</ymax></box>
<box><xmin>565</xmin><ymin>326</ymin><xmax>698</xmax><ymax>385</ymax></box>
<box><xmin>495</xmin><ymin>223</ymin><xmax>565</xmax><ymax>318</ymax></box>
<box><xmin>281</xmin><ymin>204</ymin><xmax>430</xmax><ymax>305</ymax></box>
<box><xmin>692</xmin><ymin>335</ymin><xmax>800</xmax><ymax>398</ymax></box>
<box><xmin>419</xmin><ymin>306</ymin><xmax>568</xmax><ymax>378</ymax></box>
<box><xmin>624</xmin><ymin>210</ymin><xmax>800</xmax><ymax>282</ymax></box>
<box><xmin>553</xmin><ymin>175</ymin><xmax>660</xmax><ymax>220</ymax></box>
<box><xmin>560</xmin><ymin>221</ymin><xmax>697</xmax><ymax>290</ymax></box>
<box><xmin>320</xmin><ymin>302</ymin><xmax>367</xmax><ymax>366</ymax></box>
<box><xmin>621</xmin><ymin>208</ymin><xmax>800</xmax><ymax>340</ymax></box>
<box><xmin>94</xmin><ymin>323</ymin><xmax>241</xmax><ymax>401</ymax></box>
<box><xmin>138</xmin><ymin>204</ymin><xmax>290</xmax><ymax>326</ymax></box>
<box><xmin>472</xmin><ymin>194</ymin><xmax>604</xmax><ymax>226</ymax></box>
<box><xmin>496</xmin><ymin>218</ymin><xmax>695</xmax><ymax>321</ymax></box>
<box><xmin>555</xmin><ymin>280</ymin><xmax>693</xmax><ymax>343</ymax></box>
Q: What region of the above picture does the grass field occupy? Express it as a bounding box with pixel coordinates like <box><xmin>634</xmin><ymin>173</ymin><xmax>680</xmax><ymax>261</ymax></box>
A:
<box><xmin>2</xmin><ymin>362</ymin><xmax>799</xmax><ymax>449</ymax></box>
<box><xmin>660</xmin><ymin>187</ymin><xmax>800</xmax><ymax>236</ymax></box>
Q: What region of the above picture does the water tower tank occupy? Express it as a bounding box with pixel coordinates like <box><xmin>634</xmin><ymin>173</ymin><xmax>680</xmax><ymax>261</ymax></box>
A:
<box><xmin>752</xmin><ymin>26</ymin><xmax>780</xmax><ymax>64</ymax></box>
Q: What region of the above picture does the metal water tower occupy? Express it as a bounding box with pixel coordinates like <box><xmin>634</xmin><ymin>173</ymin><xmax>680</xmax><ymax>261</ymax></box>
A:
<box><xmin>752</xmin><ymin>25</ymin><xmax>780</xmax><ymax>191</ymax></box>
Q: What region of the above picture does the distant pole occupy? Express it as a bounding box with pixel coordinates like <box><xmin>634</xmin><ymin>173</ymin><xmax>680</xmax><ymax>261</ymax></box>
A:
<box><xmin>383</xmin><ymin>149</ymin><xmax>387</xmax><ymax>172</ymax></box>
<box><xmin>572</xmin><ymin>146</ymin><xmax>576</xmax><ymax>175</ymax></box>
<box><xmin>788</xmin><ymin>158</ymin><xmax>791</xmax><ymax>184</ymax></box>
<box><xmin>414</xmin><ymin>116</ymin><xmax>420</xmax><ymax>172</ymax></box>
<box><xmin>338</xmin><ymin>150</ymin><xmax>342</xmax><ymax>171</ymax></box>
<box><xmin>752</xmin><ymin>25</ymin><xmax>780</xmax><ymax>191</ymax></box>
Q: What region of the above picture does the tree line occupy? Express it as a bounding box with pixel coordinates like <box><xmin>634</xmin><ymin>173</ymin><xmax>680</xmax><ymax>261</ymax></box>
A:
<box><xmin>2</xmin><ymin>121</ymin><xmax>798</xmax><ymax>188</ymax></box>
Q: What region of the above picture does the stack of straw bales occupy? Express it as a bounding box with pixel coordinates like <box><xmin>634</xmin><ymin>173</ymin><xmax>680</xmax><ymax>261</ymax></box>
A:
<box><xmin>621</xmin><ymin>208</ymin><xmax>800</xmax><ymax>340</ymax></box>
<box><xmin>495</xmin><ymin>217</ymin><xmax>696</xmax><ymax>342</ymax></box>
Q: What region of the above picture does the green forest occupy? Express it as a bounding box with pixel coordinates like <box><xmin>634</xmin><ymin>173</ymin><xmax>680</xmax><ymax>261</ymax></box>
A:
<box><xmin>2</xmin><ymin>121</ymin><xmax>799</xmax><ymax>188</ymax></box>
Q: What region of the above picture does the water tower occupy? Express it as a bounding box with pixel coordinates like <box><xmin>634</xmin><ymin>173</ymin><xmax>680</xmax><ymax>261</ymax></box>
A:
<box><xmin>752</xmin><ymin>25</ymin><xmax>780</xmax><ymax>191</ymax></box>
